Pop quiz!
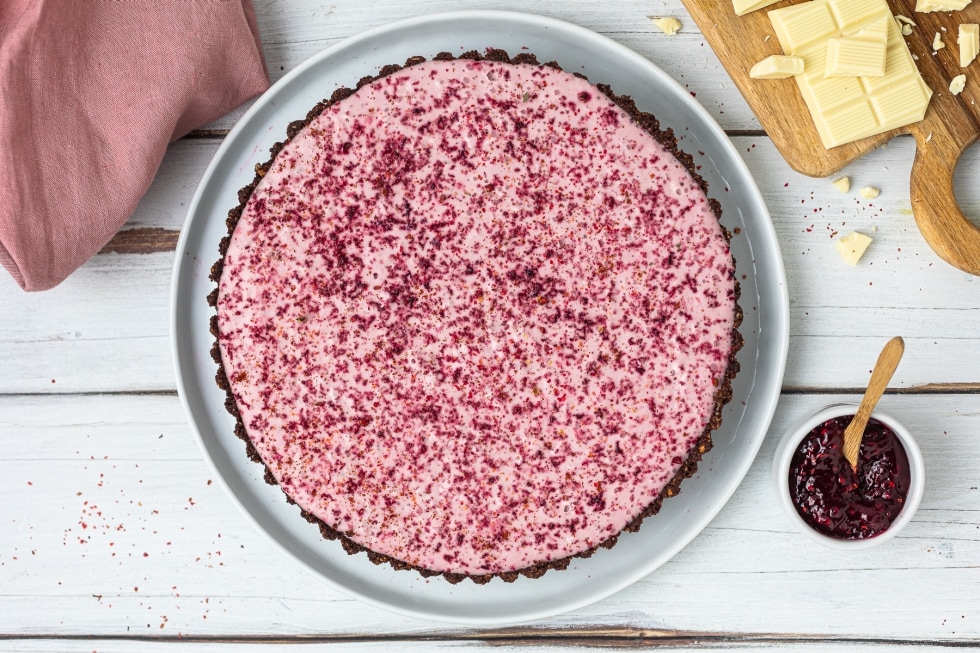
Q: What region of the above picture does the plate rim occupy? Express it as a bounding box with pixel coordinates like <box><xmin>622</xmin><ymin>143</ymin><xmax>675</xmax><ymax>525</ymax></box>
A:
<box><xmin>171</xmin><ymin>8</ymin><xmax>790</xmax><ymax>625</ymax></box>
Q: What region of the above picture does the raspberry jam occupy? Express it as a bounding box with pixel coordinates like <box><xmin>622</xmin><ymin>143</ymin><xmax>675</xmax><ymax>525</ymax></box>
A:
<box><xmin>789</xmin><ymin>416</ymin><xmax>911</xmax><ymax>540</ymax></box>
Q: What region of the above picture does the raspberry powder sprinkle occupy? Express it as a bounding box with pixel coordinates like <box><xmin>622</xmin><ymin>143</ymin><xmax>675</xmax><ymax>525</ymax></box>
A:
<box><xmin>216</xmin><ymin>57</ymin><xmax>738</xmax><ymax>578</ymax></box>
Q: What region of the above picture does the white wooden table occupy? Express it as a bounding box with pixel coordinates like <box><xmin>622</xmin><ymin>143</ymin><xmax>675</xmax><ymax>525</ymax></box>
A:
<box><xmin>4</xmin><ymin>1</ymin><xmax>980</xmax><ymax>650</ymax></box>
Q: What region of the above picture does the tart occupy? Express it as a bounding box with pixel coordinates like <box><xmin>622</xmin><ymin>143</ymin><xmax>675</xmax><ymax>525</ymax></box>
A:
<box><xmin>209</xmin><ymin>50</ymin><xmax>742</xmax><ymax>583</ymax></box>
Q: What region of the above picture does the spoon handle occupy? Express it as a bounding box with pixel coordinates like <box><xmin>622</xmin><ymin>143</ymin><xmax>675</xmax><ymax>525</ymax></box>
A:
<box><xmin>842</xmin><ymin>336</ymin><xmax>906</xmax><ymax>471</ymax></box>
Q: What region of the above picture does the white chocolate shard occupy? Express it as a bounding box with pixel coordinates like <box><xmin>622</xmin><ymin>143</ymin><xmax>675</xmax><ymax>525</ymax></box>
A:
<box><xmin>915</xmin><ymin>0</ymin><xmax>972</xmax><ymax>12</ymax></box>
<box><xmin>934</xmin><ymin>32</ymin><xmax>946</xmax><ymax>49</ymax></box>
<box><xmin>959</xmin><ymin>23</ymin><xmax>979</xmax><ymax>66</ymax></box>
<box><xmin>836</xmin><ymin>231</ymin><xmax>873</xmax><ymax>265</ymax></box>
<box><xmin>832</xmin><ymin>176</ymin><xmax>851</xmax><ymax>192</ymax></box>
<box><xmin>860</xmin><ymin>186</ymin><xmax>880</xmax><ymax>198</ymax></box>
<box><xmin>733</xmin><ymin>0</ymin><xmax>784</xmax><ymax>16</ymax></box>
<box><xmin>651</xmin><ymin>17</ymin><xmax>682</xmax><ymax>35</ymax></box>
<box><xmin>751</xmin><ymin>54</ymin><xmax>806</xmax><ymax>78</ymax></box>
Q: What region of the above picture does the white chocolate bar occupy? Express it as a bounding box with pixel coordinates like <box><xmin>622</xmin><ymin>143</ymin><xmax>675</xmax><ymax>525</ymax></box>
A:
<box><xmin>768</xmin><ymin>0</ymin><xmax>932</xmax><ymax>148</ymax></box>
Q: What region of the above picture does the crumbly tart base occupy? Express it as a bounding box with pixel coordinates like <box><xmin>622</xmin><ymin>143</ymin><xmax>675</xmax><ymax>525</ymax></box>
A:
<box><xmin>207</xmin><ymin>49</ymin><xmax>744</xmax><ymax>585</ymax></box>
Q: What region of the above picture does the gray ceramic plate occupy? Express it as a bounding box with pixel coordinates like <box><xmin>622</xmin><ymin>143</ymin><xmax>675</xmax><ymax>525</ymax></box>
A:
<box><xmin>171</xmin><ymin>10</ymin><xmax>789</xmax><ymax>625</ymax></box>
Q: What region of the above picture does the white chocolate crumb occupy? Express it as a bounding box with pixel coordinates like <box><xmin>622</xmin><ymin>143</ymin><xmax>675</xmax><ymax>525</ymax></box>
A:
<box><xmin>895</xmin><ymin>14</ymin><xmax>917</xmax><ymax>26</ymax></box>
<box><xmin>832</xmin><ymin>176</ymin><xmax>850</xmax><ymax>192</ymax></box>
<box><xmin>950</xmin><ymin>73</ymin><xmax>967</xmax><ymax>94</ymax></box>
<box><xmin>934</xmin><ymin>32</ymin><xmax>946</xmax><ymax>50</ymax></box>
<box><xmin>927</xmin><ymin>132</ymin><xmax>933</xmax><ymax>141</ymax></box>
<box><xmin>650</xmin><ymin>17</ymin><xmax>682</xmax><ymax>35</ymax></box>
<box><xmin>902</xmin><ymin>23</ymin><xmax>914</xmax><ymax>36</ymax></box>
<box><xmin>860</xmin><ymin>186</ymin><xmax>881</xmax><ymax>199</ymax></box>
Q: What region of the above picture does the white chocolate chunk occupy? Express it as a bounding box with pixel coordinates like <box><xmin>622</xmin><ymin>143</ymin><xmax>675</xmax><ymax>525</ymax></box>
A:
<box><xmin>651</xmin><ymin>17</ymin><xmax>682</xmax><ymax>35</ymax></box>
<box><xmin>769</xmin><ymin>0</ymin><xmax>933</xmax><ymax>148</ymax></box>
<box><xmin>832</xmin><ymin>176</ymin><xmax>851</xmax><ymax>192</ymax></box>
<box><xmin>960</xmin><ymin>23</ymin><xmax>979</xmax><ymax>66</ymax></box>
<box><xmin>825</xmin><ymin>18</ymin><xmax>889</xmax><ymax>77</ymax></box>
<box><xmin>751</xmin><ymin>54</ymin><xmax>806</xmax><ymax>78</ymax></box>
<box><xmin>934</xmin><ymin>32</ymin><xmax>946</xmax><ymax>49</ymax></box>
<box><xmin>733</xmin><ymin>0</ymin><xmax>784</xmax><ymax>16</ymax></box>
<box><xmin>915</xmin><ymin>0</ymin><xmax>971</xmax><ymax>12</ymax></box>
<box><xmin>836</xmin><ymin>231</ymin><xmax>873</xmax><ymax>265</ymax></box>
<box><xmin>860</xmin><ymin>185</ymin><xmax>880</xmax><ymax>198</ymax></box>
<box><xmin>894</xmin><ymin>15</ymin><xmax>916</xmax><ymax>36</ymax></box>
<box><xmin>950</xmin><ymin>73</ymin><xmax>967</xmax><ymax>94</ymax></box>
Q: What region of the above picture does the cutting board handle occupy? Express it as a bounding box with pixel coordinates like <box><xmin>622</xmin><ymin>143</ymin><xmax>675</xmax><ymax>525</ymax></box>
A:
<box><xmin>910</xmin><ymin>127</ymin><xmax>980</xmax><ymax>275</ymax></box>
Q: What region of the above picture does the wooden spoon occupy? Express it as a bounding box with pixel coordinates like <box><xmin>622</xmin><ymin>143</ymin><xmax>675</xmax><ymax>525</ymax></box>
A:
<box><xmin>842</xmin><ymin>336</ymin><xmax>906</xmax><ymax>472</ymax></box>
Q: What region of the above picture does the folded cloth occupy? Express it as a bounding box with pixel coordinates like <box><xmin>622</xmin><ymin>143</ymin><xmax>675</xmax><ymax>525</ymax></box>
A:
<box><xmin>0</xmin><ymin>0</ymin><xmax>269</xmax><ymax>291</ymax></box>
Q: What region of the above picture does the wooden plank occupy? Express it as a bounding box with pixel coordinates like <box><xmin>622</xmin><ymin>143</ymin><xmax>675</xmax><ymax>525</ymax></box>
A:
<box><xmin>5</xmin><ymin>0</ymin><xmax>978</xmax><ymax>647</ymax></box>
<box><xmin>0</xmin><ymin>638</ymin><xmax>976</xmax><ymax>651</ymax></box>
<box><xmin>3</xmin><ymin>136</ymin><xmax>979</xmax><ymax>393</ymax></box>
<box><xmin>99</xmin><ymin>228</ymin><xmax>180</xmax><ymax>256</ymax></box>
<box><xmin>2</xmin><ymin>393</ymin><xmax>979</xmax><ymax>639</ymax></box>
<box><xmin>192</xmin><ymin>0</ymin><xmax>762</xmax><ymax>134</ymax></box>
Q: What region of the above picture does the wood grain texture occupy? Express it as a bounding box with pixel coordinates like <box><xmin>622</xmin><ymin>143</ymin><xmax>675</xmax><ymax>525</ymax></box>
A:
<box><xmin>842</xmin><ymin>336</ymin><xmax>905</xmax><ymax>468</ymax></box>
<box><xmin>0</xmin><ymin>395</ymin><xmax>980</xmax><ymax>650</ymax></box>
<box><xmin>195</xmin><ymin>0</ymin><xmax>764</xmax><ymax>133</ymax></box>
<box><xmin>1</xmin><ymin>638</ymin><xmax>977</xmax><ymax>651</ymax></box>
<box><xmin>909</xmin><ymin>119</ymin><xmax>980</xmax><ymax>275</ymax></box>
<box><xmin>4</xmin><ymin>1</ymin><xmax>980</xmax><ymax>647</ymax></box>
<box><xmin>3</xmin><ymin>137</ymin><xmax>980</xmax><ymax>394</ymax></box>
<box><xmin>683</xmin><ymin>0</ymin><xmax>980</xmax><ymax>275</ymax></box>
<box><xmin>2</xmin><ymin>393</ymin><xmax>979</xmax><ymax>642</ymax></box>
<box><xmin>99</xmin><ymin>228</ymin><xmax>180</xmax><ymax>255</ymax></box>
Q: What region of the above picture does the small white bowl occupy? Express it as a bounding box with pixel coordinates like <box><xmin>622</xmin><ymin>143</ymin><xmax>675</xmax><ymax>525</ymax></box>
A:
<box><xmin>772</xmin><ymin>404</ymin><xmax>925</xmax><ymax>549</ymax></box>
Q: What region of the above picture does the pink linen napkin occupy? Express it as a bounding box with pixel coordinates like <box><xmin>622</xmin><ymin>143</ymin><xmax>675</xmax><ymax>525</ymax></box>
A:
<box><xmin>0</xmin><ymin>0</ymin><xmax>270</xmax><ymax>291</ymax></box>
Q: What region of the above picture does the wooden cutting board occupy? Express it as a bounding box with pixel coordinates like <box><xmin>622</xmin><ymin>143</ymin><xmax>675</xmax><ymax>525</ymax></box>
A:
<box><xmin>682</xmin><ymin>0</ymin><xmax>980</xmax><ymax>274</ymax></box>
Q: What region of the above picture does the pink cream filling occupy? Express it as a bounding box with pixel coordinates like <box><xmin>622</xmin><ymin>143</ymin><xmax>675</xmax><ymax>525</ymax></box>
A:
<box><xmin>217</xmin><ymin>58</ymin><xmax>736</xmax><ymax>576</ymax></box>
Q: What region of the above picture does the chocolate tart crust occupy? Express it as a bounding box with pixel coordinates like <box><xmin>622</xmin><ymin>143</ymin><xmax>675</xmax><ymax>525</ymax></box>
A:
<box><xmin>208</xmin><ymin>49</ymin><xmax>744</xmax><ymax>585</ymax></box>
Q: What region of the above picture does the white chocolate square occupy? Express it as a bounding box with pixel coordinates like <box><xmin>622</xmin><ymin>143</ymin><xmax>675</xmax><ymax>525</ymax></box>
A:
<box><xmin>825</xmin><ymin>35</ymin><xmax>886</xmax><ymax>77</ymax></box>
